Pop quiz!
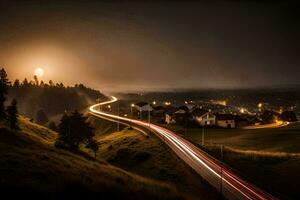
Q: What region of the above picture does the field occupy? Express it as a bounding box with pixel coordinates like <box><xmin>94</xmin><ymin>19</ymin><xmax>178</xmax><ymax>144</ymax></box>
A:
<box><xmin>165</xmin><ymin>122</ymin><xmax>300</xmax><ymax>199</ymax></box>
<box><xmin>0</xmin><ymin>116</ymin><xmax>191</xmax><ymax>200</ymax></box>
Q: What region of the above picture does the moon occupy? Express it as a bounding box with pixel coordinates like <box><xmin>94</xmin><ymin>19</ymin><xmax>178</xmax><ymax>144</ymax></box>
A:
<box><xmin>34</xmin><ymin>67</ymin><xmax>44</xmax><ymax>77</ymax></box>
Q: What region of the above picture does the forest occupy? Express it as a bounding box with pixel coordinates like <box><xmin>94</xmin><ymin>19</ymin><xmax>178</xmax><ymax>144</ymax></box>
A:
<box><xmin>7</xmin><ymin>76</ymin><xmax>107</xmax><ymax>122</ymax></box>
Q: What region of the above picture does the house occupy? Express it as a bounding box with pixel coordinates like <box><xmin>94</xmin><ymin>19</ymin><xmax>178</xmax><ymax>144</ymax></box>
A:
<box><xmin>165</xmin><ymin>107</ymin><xmax>188</xmax><ymax>124</ymax></box>
<box><xmin>192</xmin><ymin>108</ymin><xmax>216</xmax><ymax>126</ymax></box>
<box><xmin>216</xmin><ymin>114</ymin><xmax>236</xmax><ymax>128</ymax></box>
<box><xmin>165</xmin><ymin>108</ymin><xmax>177</xmax><ymax>124</ymax></box>
<box><xmin>152</xmin><ymin>106</ymin><xmax>165</xmax><ymax>117</ymax></box>
<box><xmin>134</xmin><ymin>102</ymin><xmax>153</xmax><ymax>112</ymax></box>
<box><xmin>185</xmin><ymin>104</ymin><xmax>196</xmax><ymax>111</ymax></box>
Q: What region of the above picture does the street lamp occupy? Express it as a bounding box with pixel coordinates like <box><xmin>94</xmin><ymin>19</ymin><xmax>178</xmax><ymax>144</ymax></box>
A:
<box><xmin>148</xmin><ymin>106</ymin><xmax>151</xmax><ymax>133</ymax></box>
<box><xmin>152</xmin><ymin>101</ymin><xmax>156</xmax><ymax>105</ymax></box>
<box><xmin>131</xmin><ymin>104</ymin><xmax>134</xmax><ymax>116</ymax></box>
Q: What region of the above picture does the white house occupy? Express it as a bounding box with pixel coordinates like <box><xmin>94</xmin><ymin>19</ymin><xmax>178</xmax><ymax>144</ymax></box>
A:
<box><xmin>192</xmin><ymin>108</ymin><xmax>216</xmax><ymax>126</ymax></box>
<box><xmin>134</xmin><ymin>102</ymin><xmax>153</xmax><ymax>112</ymax></box>
<box><xmin>216</xmin><ymin>114</ymin><xmax>236</xmax><ymax>128</ymax></box>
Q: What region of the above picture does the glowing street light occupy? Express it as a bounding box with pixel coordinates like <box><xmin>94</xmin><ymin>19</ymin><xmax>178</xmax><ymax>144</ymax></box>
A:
<box><xmin>165</xmin><ymin>101</ymin><xmax>171</xmax><ymax>106</ymax></box>
<box><xmin>240</xmin><ymin>108</ymin><xmax>245</xmax><ymax>114</ymax></box>
<box><xmin>130</xmin><ymin>103</ymin><xmax>135</xmax><ymax>116</ymax></box>
<box><xmin>152</xmin><ymin>101</ymin><xmax>156</xmax><ymax>105</ymax></box>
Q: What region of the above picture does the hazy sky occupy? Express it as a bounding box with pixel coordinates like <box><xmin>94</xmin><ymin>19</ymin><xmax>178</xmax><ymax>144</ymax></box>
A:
<box><xmin>0</xmin><ymin>1</ymin><xmax>299</xmax><ymax>92</ymax></box>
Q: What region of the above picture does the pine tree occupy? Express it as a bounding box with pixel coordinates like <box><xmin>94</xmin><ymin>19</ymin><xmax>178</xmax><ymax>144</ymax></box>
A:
<box><xmin>57</xmin><ymin>110</ymin><xmax>94</xmax><ymax>150</ymax></box>
<box><xmin>0</xmin><ymin>68</ymin><xmax>9</xmax><ymax>120</ymax></box>
<box><xmin>22</xmin><ymin>78</ymin><xmax>29</xmax><ymax>87</ymax></box>
<box><xmin>13</xmin><ymin>79</ymin><xmax>20</xmax><ymax>88</ymax></box>
<box><xmin>33</xmin><ymin>75</ymin><xmax>39</xmax><ymax>86</ymax></box>
<box><xmin>48</xmin><ymin>121</ymin><xmax>58</xmax><ymax>131</ymax></box>
<box><xmin>6</xmin><ymin>99</ymin><xmax>19</xmax><ymax>130</ymax></box>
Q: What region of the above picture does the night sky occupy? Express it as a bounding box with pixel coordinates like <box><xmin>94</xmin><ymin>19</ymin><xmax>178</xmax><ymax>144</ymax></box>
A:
<box><xmin>0</xmin><ymin>0</ymin><xmax>299</xmax><ymax>91</ymax></box>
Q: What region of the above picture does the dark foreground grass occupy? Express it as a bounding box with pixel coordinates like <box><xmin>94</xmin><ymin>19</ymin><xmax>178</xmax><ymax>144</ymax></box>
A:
<box><xmin>88</xmin><ymin>117</ymin><xmax>221</xmax><ymax>200</ymax></box>
<box><xmin>198</xmin><ymin>144</ymin><xmax>300</xmax><ymax>200</ymax></box>
<box><xmin>0</xmin><ymin>116</ymin><xmax>191</xmax><ymax>200</ymax></box>
<box><xmin>161</xmin><ymin>122</ymin><xmax>300</xmax><ymax>199</ymax></box>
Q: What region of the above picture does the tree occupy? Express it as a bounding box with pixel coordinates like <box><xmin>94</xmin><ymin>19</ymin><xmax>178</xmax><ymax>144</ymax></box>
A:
<box><xmin>48</xmin><ymin>121</ymin><xmax>58</xmax><ymax>131</ymax></box>
<box><xmin>22</xmin><ymin>78</ymin><xmax>29</xmax><ymax>87</ymax></box>
<box><xmin>0</xmin><ymin>68</ymin><xmax>9</xmax><ymax>120</ymax></box>
<box><xmin>261</xmin><ymin>110</ymin><xmax>278</xmax><ymax>124</ymax></box>
<box><xmin>35</xmin><ymin>109</ymin><xmax>49</xmax><ymax>124</ymax></box>
<box><xmin>6</xmin><ymin>99</ymin><xmax>19</xmax><ymax>130</ymax></box>
<box><xmin>280</xmin><ymin>111</ymin><xmax>298</xmax><ymax>122</ymax></box>
<box><xmin>86</xmin><ymin>139</ymin><xmax>99</xmax><ymax>159</ymax></box>
<box><xmin>57</xmin><ymin>110</ymin><xmax>94</xmax><ymax>150</ymax></box>
<box><xmin>49</xmin><ymin>80</ymin><xmax>54</xmax><ymax>87</ymax></box>
<box><xmin>33</xmin><ymin>75</ymin><xmax>39</xmax><ymax>86</ymax></box>
<box><xmin>13</xmin><ymin>79</ymin><xmax>20</xmax><ymax>88</ymax></box>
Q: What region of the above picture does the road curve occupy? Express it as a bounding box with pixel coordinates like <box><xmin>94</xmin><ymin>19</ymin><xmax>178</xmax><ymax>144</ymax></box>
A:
<box><xmin>89</xmin><ymin>96</ymin><xmax>277</xmax><ymax>200</ymax></box>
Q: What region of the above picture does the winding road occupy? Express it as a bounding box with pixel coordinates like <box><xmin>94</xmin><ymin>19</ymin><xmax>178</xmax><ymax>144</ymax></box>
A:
<box><xmin>89</xmin><ymin>96</ymin><xmax>277</xmax><ymax>200</ymax></box>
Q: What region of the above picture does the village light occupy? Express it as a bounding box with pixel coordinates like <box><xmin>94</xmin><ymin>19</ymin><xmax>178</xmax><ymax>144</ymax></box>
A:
<box><xmin>165</xmin><ymin>101</ymin><xmax>171</xmax><ymax>106</ymax></box>
<box><xmin>240</xmin><ymin>108</ymin><xmax>245</xmax><ymax>114</ymax></box>
<box><xmin>152</xmin><ymin>101</ymin><xmax>156</xmax><ymax>105</ymax></box>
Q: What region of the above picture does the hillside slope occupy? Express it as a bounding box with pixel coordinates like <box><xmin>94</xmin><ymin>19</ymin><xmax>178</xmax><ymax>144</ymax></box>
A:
<box><xmin>0</xmin><ymin>116</ymin><xmax>186</xmax><ymax>199</ymax></box>
<box><xmin>87</xmin><ymin>117</ymin><xmax>220</xmax><ymax>200</ymax></box>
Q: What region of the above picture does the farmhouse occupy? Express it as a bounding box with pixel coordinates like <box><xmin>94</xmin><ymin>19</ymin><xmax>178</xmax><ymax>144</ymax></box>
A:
<box><xmin>216</xmin><ymin>114</ymin><xmax>236</xmax><ymax>128</ymax></box>
<box><xmin>165</xmin><ymin>107</ymin><xmax>188</xmax><ymax>124</ymax></box>
<box><xmin>134</xmin><ymin>102</ymin><xmax>153</xmax><ymax>112</ymax></box>
<box><xmin>192</xmin><ymin>108</ymin><xmax>216</xmax><ymax>126</ymax></box>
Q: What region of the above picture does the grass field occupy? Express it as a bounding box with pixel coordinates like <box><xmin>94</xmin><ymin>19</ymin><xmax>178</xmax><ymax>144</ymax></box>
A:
<box><xmin>164</xmin><ymin>122</ymin><xmax>300</xmax><ymax>199</ymax></box>
<box><xmin>88</xmin><ymin>116</ymin><xmax>221</xmax><ymax>200</ymax></box>
<box><xmin>0</xmin><ymin>116</ymin><xmax>195</xmax><ymax>200</ymax></box>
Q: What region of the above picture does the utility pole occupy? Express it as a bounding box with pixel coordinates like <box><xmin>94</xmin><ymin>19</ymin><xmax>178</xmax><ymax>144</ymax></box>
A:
<box><xmin>140</xmin><ymin>109</ymin><xmax>142</xmax><ymax>120</ymax></box>
<box><xmin>130</xmin><ymin>104</ymin><xmax>133</xmax><ymax>116</ymax></box>
<box><xmin>202</xmin><ymin>126</ymin><xmax>205</xmax><ymax>146</ymax></box>
<box><xmin>148</xmin><ymin>107</ymin><xmax>151</xmax><ymax>133</ymax></box>
<box><xmin>117</xmin><ymin>101</ymin><xmax>120</xmax><ymax>132</ymax></box>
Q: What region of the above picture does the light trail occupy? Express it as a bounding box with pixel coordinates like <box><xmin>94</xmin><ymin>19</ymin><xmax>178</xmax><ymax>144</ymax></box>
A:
<box><xmin>89</xmin><ymin>96</ymin><xmax>277</xmax><ymax>200</ymax></box>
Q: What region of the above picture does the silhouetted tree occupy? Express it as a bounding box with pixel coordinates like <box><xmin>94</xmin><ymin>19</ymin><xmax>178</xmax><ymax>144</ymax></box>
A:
<box><xmin>280</xmin><ymin>111</ymin><xmax>298</xmax><ymax>122</ymax></box>
<box><xmin>40</xmin><ymin>80</ymin><xmax>45</xmax><ymax>87</ymax></box>
<box><xmin>48</xmin><ymin>121</ymin><xmax>58</xmax><ymax>131</ymax></box>
<box><xmin>86</xmin><ymin>138</ymin><xmax>99</xmax><ymax>159</ymax></box>
<box><xmin>13</xmin><ymin>79</ymin><xmax>20</xmax><ymax>88</ymax></box>
<box><xmin>57</xmin><ymin>110</ymin><xmax>94</xmax><ymax>150</ymax></box>
<box><xmin>22</xmin><ymin>78</ymin><xmax>29</xmax><ymax>87</ymax></box>
<box><xmin>33</xmin><ymin>75</ymin><xmax>39</xmax><ymax>86</ymax></box>
<box><xmin>49</xmin><ymin>80</ymin><xmax>54</xmax><ymax>87</ymax></box>
<box><xmin>35</xmin><ymin>109</ymin><xmax>49</xmax><ymax>124</ymax></box>
<box><xmin>6</xmin><ymin>99</ymin><xmax>19</xmax><ymax>130</ymax></box>
<box><xmin>0</xmin><ymin>68</ymin><xmax>9</xmax><ymax>120</ymax></box>
<box><xmin>261</xmin><ymin>110</ymin><xmax>278</xmax><ymax>124</ymax></box>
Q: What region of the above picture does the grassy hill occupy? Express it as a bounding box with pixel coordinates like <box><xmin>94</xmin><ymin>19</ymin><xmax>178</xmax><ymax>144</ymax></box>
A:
<box><xmin>86</xmin><ymin>117</ymin><xmax>221</xmax><ymax>200</ymax></box>
<box><xmin>0</xmin><ymin>116</ymin><xmax>189</xmax><ymax>199</ymax></box>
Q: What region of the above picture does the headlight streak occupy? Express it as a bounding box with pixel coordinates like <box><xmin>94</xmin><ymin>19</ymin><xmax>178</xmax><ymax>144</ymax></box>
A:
<box><xmin>89</xmin><ymin>96</ymin><xmax>275</xmax><ymax>200</ymax></box>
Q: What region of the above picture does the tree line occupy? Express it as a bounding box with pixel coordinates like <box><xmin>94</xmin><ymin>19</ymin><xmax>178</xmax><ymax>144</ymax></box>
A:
<box><xmin>8</xmin><ymin>74</ymin><xmax>107</xmax><ymax>124</ymax></box>
<box><xmin>0</xmin><ymin>67</ymin><xmax>99</xmax><ymax>159</ymax></box>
